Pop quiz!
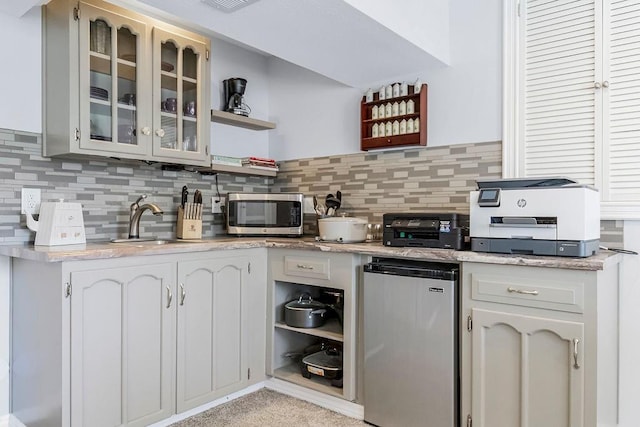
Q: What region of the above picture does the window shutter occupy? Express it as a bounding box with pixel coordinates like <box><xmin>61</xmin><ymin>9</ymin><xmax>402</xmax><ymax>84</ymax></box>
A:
<box><xmin>520</xmin><ymin>0</ymin><xmax>599</xmax><ymax>186</ymax></box>
<box><xmin>605</xmin><ymin>0</ymin><xmax>640</xmax><ymax>201</ymax></box>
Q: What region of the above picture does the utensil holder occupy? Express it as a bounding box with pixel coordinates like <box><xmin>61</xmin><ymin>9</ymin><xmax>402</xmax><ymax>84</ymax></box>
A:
<box><xmin>176</xmin><ymin>205</ymin><xmax>202</xmax><ymax>239</ymax></box>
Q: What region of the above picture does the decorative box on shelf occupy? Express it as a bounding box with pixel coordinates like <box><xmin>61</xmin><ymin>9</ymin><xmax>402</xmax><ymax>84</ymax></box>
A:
<box><xmin>360</xmin><ymin>83</ymin><xmax>428</xmax><ymax>151</ymax></box>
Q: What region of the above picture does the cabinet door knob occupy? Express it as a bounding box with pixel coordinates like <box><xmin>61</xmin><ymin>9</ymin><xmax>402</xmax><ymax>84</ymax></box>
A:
<box><xmin>594</xmin><ymin>82</ymin><xmax>602</xmax><ymax>89</ymax></box>
<box><xmin>156</xmin><ymin>128</ymin><xmax>166</xmax><ymax>138</ymax></box>
<box><xmin>141</xmin><ymin>127</ymin><xmax>151</xmax><ymax>136</ymax></box>
<box><xmin>602</xmin><ymin>80</ymin><xmax>610</xmax><ymax>88</ymax></box>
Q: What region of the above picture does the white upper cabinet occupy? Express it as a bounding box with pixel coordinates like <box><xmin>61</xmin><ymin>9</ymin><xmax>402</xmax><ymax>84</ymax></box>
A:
<box><xmin>504</xmin><ymin>0</ymin><xmax>640</xmax><ymax>218</ymax></box>
<box><xmin>43</xmin><ymin>0</ymin><xmax>211</xmax><ymax>167</ymax></box>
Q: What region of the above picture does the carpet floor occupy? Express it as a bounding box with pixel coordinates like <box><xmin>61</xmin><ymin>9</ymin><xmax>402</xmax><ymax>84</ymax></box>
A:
<box><xmin>170</xmin><ymin>388</ymin><xmax>367</xmax><ymax>427</ymax></box>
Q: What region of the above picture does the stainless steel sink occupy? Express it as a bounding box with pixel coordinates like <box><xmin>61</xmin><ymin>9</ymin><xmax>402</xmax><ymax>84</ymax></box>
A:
<box><xmin>110</xmin><ymin>238</ymin><xmax>169</xmax><ymax>244</ymax></box>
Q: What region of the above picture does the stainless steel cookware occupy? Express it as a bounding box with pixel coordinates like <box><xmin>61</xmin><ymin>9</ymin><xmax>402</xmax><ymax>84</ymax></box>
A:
<box><xmin>284</xmin><ymin>293</ymin><xmax>327</xmax><ymax>328</ymax></box>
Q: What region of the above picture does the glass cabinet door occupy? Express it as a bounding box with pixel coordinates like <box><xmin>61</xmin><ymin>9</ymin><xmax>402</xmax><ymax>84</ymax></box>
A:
<box><xmin>152</xmin><ymin>28</ymin><xmax>208</xmax><ymax>162</ymax></box>
<box><xmin>79</xmin><ymin>4</ymin><xmax>148</xmax><ymax>156</ymax></box>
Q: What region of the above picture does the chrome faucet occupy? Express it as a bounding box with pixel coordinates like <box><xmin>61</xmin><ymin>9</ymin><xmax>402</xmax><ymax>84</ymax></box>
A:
<box><xmin>128</xmin><ymin>194</ymin><xmax>164</xmax><ymax>239</ymax></box>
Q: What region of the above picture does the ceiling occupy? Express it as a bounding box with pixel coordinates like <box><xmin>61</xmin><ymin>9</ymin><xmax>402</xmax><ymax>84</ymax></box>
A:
<box><xmin>6</xmin><ymin>0</ymin><xmax>451</xmax><ymax>88</ymax></box>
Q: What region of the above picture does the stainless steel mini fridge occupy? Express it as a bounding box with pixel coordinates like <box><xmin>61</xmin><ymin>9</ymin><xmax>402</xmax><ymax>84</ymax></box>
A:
<box><xmin>363</xmin><ymin>257</ymin><xmax>459</xmax><ymax>427</ymax></box>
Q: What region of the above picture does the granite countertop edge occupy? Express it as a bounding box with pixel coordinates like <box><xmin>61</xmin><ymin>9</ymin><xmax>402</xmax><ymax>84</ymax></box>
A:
<box><xmin>0</xmin><ymin>237</ymin><xmax>619</xmax><ymax>271</ymax></box>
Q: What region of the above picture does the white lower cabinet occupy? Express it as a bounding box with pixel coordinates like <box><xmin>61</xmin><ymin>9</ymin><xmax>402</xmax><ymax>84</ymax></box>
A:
<box><xmin>11</xmin><ymin>249</ymin><xmax>266</xmax><ymax>427</ymax></box>
<box><xmin>266</xmin><ymin>249</ymin><xmax>361</xmax><ymax>402</ymax></box>
<box><xmin>460</xmin><ymin>262</ymin><xmax>619</xmax><ymax>427</ymax></box>
<box><xmin>470</xmin><ymin>308</ymin><xmax>584</xmax><ymax>427</ymax></box>
<box><xmin>70</xmin><ymin>264</ymin><xmax>176</xmax><ymax>427</ymax></box>
<box><xmin>176</xmin><ymin>254</ymin><xmax>263</xmax><ymax>412</ymax></box>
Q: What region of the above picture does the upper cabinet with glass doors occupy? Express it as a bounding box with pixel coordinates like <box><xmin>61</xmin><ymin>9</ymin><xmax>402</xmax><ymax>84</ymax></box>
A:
<box><xmin>43</xmin><ymin>0</ymin><xmax>211</xmax><ymax>167</ymax></box>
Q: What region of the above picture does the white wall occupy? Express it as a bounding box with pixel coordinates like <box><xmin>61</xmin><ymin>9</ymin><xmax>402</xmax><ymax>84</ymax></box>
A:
<box><xmin>343</xmin><ymin>0</ymin><xmax>450</xmax><ymax>65</ymax></box>
<box><xmin>209</xmin><ymin>39</ymin><xmax>270</xmax><ymax>159</ymax></box>
<box><xmin>267</xmin><ymin>0</ymin><xmax>503</xmax><ymax>160</ymax></box>
<box><xmin>267</xmin><ymin>60</ymin><xmax>362</xmax><ymax>160</ymax></box>
<box><xmin>0</xmin><ymin>7</ymin><xmax>41</xmax><ymax>133</ymax></box>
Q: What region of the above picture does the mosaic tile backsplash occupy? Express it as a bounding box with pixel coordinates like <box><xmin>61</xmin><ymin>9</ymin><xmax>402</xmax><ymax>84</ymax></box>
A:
<box><xmin>0</xmin><ymin>128</ymin><xmax>622</xmax><ymax>246</ymax></box>
<box><xmin>0</xmin><ymin>129</ymin><xmax>271</xmax><ymax>243</ymax></box>
<box><xmin>272</xmin><ymin>141</ymin><xmax>623</xmax><ymax>246</ymax></box>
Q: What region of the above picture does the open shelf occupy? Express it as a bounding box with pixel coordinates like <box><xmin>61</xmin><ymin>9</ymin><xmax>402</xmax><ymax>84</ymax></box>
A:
<box><xmin>210</xmin><ymin>109</ymin><xmax>276</xmax><ymax>130</ymax></box>
<box><xmin>273</xmin><ymin>364</ymin><xmax>344</xmax><ymax>399</ymax></box>
<box><xmin>194</xmin><ymin>163</ymin><xmax>277</xmax><ymax>177</ymax></box>
<box><xmin>275</xmin><ymin>319</ymin><xmax>343</xmax><ymax>343</ymax></box>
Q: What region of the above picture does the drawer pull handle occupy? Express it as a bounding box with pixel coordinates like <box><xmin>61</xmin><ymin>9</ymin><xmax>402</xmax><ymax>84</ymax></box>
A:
<box><xmin>507</xmin><ymin>287</ymin><xmax>539</xmax><ymax>296</ymax></box>
<box><xmin>296</xmin><ymin>264</ymin><xmax>314</xmax><ymax>270</ymax></box>
<box><xmin>573</xmin><ymin>338</ymin><xmax>580</xmax><ymax>369</ymax></box>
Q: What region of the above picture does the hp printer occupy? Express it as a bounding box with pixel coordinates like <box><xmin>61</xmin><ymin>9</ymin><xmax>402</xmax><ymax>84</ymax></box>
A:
<box><xmin>470</xmin><ymin>177</ymin><xmax>600</xmax><ymax>257</ymax></box>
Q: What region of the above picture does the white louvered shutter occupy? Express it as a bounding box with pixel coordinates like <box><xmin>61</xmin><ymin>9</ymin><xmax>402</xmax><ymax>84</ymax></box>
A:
<box><xmin>604</xmin><ymin>0</ymin><xmax>640</xmax><ymax>202</ymax></box>
<box><xmin>519</xmin><ymin>0</ymin><xmax>599</xmax><ymax>187</ymax></box>
<box><xmin>510</xmin><ymin>0</ymin><xmax>640</xmax><ymax>217</ymax></box>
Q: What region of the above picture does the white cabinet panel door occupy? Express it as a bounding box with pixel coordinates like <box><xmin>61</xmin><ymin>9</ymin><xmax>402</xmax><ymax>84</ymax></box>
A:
<box><xmin>471</xmin><ymin>308</ymin><xmax>585</xmax><ymax>427</ymax></box>
<box><xmin>70</xmin><ymin>263</ymin><xmax>175</xmax><ymax>427</ymax></box>
<box><xmin>176</xmin><ymin>256</ymin><xmax>248</xmax><ymax>412</ymax></box>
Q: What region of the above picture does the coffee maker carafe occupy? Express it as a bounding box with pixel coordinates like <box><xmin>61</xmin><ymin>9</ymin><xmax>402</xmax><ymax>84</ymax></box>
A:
<box><xmin>223</xmin><ymin>78</ymin><xmax>250</xmax><ymax>117</ymax></box>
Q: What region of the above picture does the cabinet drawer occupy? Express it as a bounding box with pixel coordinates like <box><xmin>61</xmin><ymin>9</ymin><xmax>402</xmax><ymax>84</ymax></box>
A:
<box><xmin>284</xmin><ymin>256</ymin><xmax>330</xmax><ymax>280</ymax></box>
<box><xmin>470</xmin><ymin>273</ymin><xmax>584</xmax><ymax>313</ymax></box>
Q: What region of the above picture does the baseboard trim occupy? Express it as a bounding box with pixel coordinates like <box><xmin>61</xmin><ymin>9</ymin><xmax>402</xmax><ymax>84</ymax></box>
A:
<box><xmin>264</xmin><ymin>378</ymin><xmax>364</xmax><ymax>420</ymax></box>
<box><xmin>148</xmin><ymin>382</ymin><xmax>266</xmax><ymax>427</ymax></box>
<box><xmin>7</xmin><ymin>380</ymin><xmax>364</xmax><ymax>427</ymax></box>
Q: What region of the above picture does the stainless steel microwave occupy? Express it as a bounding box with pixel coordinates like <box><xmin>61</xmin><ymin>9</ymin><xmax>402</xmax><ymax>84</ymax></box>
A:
<box><xmin>226</xmin><ymin>192</ymin><xmax>304</xmax><ymax>236</ymax></box>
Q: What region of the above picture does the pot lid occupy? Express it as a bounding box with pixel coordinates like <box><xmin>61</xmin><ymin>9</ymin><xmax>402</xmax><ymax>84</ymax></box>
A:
<box><xmin>318</xmin><ymin>217</ymin><xmax>367</xmax><ymax>224</ymax></box>
<box><xmin>302</xmin><ymin>348</ymin><xmax>343</xmax><ymax>370</ymax></box>
<box><xmin>285</xmin><ymin>294</ymin><xmax>326</xmax><ymax>310</ymax></box>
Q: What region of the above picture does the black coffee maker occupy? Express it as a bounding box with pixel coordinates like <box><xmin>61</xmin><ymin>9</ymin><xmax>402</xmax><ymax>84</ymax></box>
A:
<box><xmin>223</xmin><ymin>78</ymin><xmax>250</xmax><ymax>116</ymax></box>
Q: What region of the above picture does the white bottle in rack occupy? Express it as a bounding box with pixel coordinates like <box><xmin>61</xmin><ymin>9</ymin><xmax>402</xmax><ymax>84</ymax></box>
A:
<box><xmin>372</xmin><ymin>123</ymin><xmax>379</xmax><ymax>138</ymax></box>
<box><xmin>371</xmin><ymin>105</ymin><xmax>378</xmax><ymax>120</ymax></box>
<box><xmin>385</xmin><ymin>102</ymin><xmax>392</xmax><ymax>118</ymax></box>
<box><xmin>413</xmin><ymin>117</ymin><xmax>420</xmax><ymax>132</ymax></box>
<box><xmin>407</xmin><ymin>99</ymin><xmax>415</xmax><ymax>115</ymax></box>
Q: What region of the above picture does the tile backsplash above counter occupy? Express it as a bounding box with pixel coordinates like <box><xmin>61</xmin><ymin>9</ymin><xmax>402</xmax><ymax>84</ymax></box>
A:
<box><xmin>0</xmin><ymin>128</ymin><xmax>623</xmax><ymax>247</ymax></box>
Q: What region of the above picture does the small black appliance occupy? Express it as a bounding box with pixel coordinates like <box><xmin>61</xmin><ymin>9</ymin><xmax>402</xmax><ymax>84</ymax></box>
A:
<box><xmin>222</xmin><ymin>77</ymin><xmax>250</xmax><ymax>116</ymax></box>
<box><xmin>383</xmin><ymin>212</ymin><xmax>470</xmax><ymax>249</ymax></box>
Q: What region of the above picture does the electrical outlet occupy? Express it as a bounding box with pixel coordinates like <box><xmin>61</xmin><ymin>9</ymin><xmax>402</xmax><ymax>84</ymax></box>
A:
<box><xmin>21</xmin><ymin>188</ymin><xmax>41</xmax><ymax>215</ymax></box>
<box><xmin>212</xmin><ymin>195</ymin><xmax>225</xmax><ymax>214</ymax></box>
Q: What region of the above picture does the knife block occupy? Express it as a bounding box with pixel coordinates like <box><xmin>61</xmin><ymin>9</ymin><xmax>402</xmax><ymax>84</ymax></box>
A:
<box><xmin>176</xmin><ymin>205</ymin><xmax>202</xmax><ymax>239</ymax></box>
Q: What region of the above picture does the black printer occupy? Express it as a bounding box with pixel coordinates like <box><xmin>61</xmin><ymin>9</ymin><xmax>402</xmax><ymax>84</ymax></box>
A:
<box><xmin>383</xmin><ymin>213</ymin><xmax>470</xmax><ymax>249</ymax></box>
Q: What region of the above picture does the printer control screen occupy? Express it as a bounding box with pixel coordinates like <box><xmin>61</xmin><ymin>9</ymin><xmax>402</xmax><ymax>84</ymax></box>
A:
<box><xmin>478</xmin><ymin>188</ymin><xmax>501</xmax><ymax>207</ymax></box>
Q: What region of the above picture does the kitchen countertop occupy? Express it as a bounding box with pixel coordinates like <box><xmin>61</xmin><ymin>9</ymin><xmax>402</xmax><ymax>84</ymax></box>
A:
<box><xmin>0</xmin><ymin>237</ymin><xmax>619</xmax><ymax>270</ymax></box>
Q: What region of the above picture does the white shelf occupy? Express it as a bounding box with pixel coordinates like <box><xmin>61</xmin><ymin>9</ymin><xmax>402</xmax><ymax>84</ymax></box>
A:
<box><xmin>210</xmin><ymin>109</ymin><xmax>276</xmax><ymax>130</ymax></box>
<box><xmin>273</xmin><ymin>364</ymin><xmax>344</xmax><ymax>399</ymax></box>
<box><xmin>194</xmin><ymin>163</ymin><xmax>277</xmax><ymax>177</ymax></box>
<box><xmin>275</xmin><ymin>319</ymin><xmax>343</xmax><ymax>343</ymax></box>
